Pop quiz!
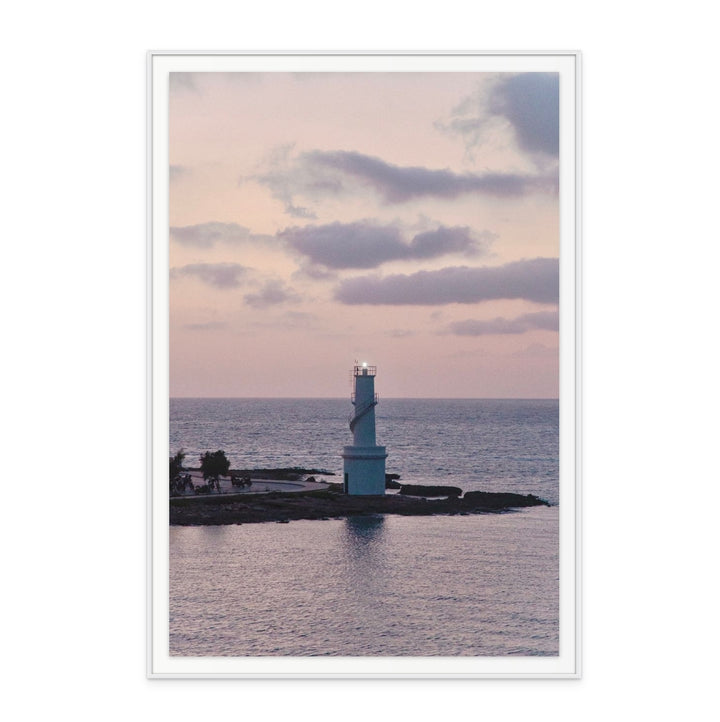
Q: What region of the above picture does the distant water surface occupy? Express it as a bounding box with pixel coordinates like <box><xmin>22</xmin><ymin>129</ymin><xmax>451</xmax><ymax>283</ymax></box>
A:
<box><xmin>170</xmin><ymin>398</ymin><xmax>558</xmax><ymax>503</ymax></box>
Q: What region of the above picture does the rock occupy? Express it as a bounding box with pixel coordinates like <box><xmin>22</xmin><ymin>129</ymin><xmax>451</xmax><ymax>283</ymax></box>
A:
<box><xmin>170</xmin><ymin>486</ymin><xmax>548</xmax><ymax>526</ymax></box>
<box><xmin>385</xmin><ymin>473</ymin><xmax>402</xmax><ymax>489</ymax></box>
<box><xmin>462</xmin><ymin>491</ymin><xmax>549</xmax><ymax>509</ymax></box>
<box><xmin>399</xmin><ymin>484</ymin><xmax>463</xmax><ymax>497</ymax></box>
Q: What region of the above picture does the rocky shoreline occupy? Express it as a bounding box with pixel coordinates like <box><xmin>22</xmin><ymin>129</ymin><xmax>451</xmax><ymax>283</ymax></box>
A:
<box><xmin>169</xmin><ymin>487</ymin><xmax>550</xmax><ymax>526</ymax></box>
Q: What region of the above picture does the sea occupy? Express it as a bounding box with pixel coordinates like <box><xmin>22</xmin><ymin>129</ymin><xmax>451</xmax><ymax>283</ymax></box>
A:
<box><xmin>169</xmin><ymin>398</ymin><xmax>559</xmax><ymax>656</ymax></box>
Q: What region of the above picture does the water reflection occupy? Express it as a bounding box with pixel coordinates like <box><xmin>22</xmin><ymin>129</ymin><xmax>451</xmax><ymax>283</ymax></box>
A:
<box><xmin>338</xmin><ymin>516</ymin><xmax>388</xmax><ymax>599</ymax></box>
<box><xmin>200</xmin><ymin>525</ymin><xmax>233</xmax><ymax>542</ymax></box>
<box><xmin>340</xmin><ymin>516</ymin><xmax>387</xmax><ymax>578</ymax></box>
<box><xmin>342</xmin><ymin>515</ymin><xmax>386</xmax><ymax>547</ymax></box>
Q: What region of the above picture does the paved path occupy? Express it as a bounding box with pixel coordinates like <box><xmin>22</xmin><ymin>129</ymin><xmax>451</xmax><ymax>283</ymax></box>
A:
<box><xmin>175</xmin><ymin>471</ymin><xmax>331</xmax><ymax>498</ymax></box>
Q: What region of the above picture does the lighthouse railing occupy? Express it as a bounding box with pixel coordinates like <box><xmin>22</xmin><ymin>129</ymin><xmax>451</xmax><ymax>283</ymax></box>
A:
<box><xmin>350</xmin><ymin>392</ymin><xmax>379</xmax><ymax>405</ymax></box>
<box><xmin>351</xmin><ymin>365</ymin><xmax>377</xmax><ymax>377</ymax></box>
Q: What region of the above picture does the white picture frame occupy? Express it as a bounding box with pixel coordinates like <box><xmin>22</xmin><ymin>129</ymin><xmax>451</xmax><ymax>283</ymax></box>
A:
<box><xmin>148</xmin><ymin>51</ymin><xmax>581</xmax><ymax>678</ymax></box>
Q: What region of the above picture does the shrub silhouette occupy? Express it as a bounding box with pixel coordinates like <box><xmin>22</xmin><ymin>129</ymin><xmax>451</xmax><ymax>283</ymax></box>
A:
<box><xmin>200</xmin><ymin>450</ymin><xmax>230</xmax><ymax>482</ymax></box>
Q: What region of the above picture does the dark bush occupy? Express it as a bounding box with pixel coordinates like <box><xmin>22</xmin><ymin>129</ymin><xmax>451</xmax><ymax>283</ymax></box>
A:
<box><xmin>200</xmin><ymin>450</ymin><xmax>230</xmax><ymax>482</ymax></box>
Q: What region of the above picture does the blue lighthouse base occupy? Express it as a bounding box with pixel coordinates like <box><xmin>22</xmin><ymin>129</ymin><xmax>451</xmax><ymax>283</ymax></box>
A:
<box><xmin>342</xmin><ymin>445</ymin><xmax>387</xmax><ymax>495</ymax></box>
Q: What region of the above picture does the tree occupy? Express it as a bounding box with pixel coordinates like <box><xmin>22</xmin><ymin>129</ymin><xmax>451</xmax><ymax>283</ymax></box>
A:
<box><xmin>169</xmin><ymin>449</ymin><xmax>187</xmax><ymax>496</ymax></box>
<box><xmin>200</xmin><ymin>450</ymin><xmax>230</xmax><ymax>484</ymax></box>
<box><xmin>170</xmin><ymin>449</ymin><xmax>186</xmax><ymax>481</ymax></box>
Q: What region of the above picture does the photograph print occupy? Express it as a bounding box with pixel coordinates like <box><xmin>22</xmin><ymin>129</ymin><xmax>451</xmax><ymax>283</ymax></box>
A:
<box><xmin>151</xmin><ymin>52</ymin><xmax>579</xmax><ymax>677</ymax></box>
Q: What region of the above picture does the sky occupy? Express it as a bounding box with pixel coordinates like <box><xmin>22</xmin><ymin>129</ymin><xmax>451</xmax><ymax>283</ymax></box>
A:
<box><xmin>169</xmin><ymin>72</ymin><xmax>559</xmax><ymax>398</ymax></box>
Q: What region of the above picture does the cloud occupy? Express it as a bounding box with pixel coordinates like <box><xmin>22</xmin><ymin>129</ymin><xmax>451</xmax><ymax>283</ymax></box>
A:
<box><xmin>334</xmin><ymin>258</ymin><xmax>558</xmax><ymax>305</ymax></box>
<box><xmin>169</xmin><ymin>165</ymin><xmax>189</xmax><ymax>183</ymax></box>
<box><xmin>292</xmin><ymin>261</ymin><xmax>339</xmax><ymax>282</ymax></box>
<box><xmin>411</xmin><ymin>226</ymin><xmax>492</xmax><ymax>259</ymax></box>
<box><xmin>440</xmin><ymin>73</ymin><xmax>559</xmax><ymax>160</ymax></box>
<box><xmin>244</xmin><ymin>279</ymin><xmax>300</xmax><ymax>309</ymax></box>
<box><xmin>283</xmin><ymin>311</ymin><xmax>317</xmax><ymax>325</ymax></box>
<box><xmin>247</xmin><ymin>143</ymin><xmax>323</xmax><ymax>218</ymax></box>
<box><xmin>249</xmin><ymin>146</ymin><xmax>556</xmax><ymax>213</ymax></box>
<box><xmin>183</xmin><ymin>321</ymin><xmax>228</xmax><ymax>331</ymax></box>
<box><xmin>447</xmin><ymin>310</ymin><xmax>559</xmax><ymax>336</ymax></box>
<box><xmin>512</xmin><ymin>343</ymin><xmax>559</xmax><ymax>358</ymax></box>
<box><xmin>280</xmin><ymin>221</ymin><xmax>492</xmax><ymax>270</ymax></box>
<box><xmin>169</xmin><ymin>73</ymin><xmax>199</xmax><ymax>93</ymax></box>
<box><xmin>170</xmin><ymin>263</ymin><xmax>250</xmax><ymax>289</ymax></box>
<box><xmin>300</xmin><ymin>150</ymin><xmax>556</xmax><ymax>202</ymax></box>
<box><xmin>249</xmin><ymin>310</ymin><xmax>318</xmax><ymax>330</ymax></box>
<box><xmin>285</xmin><ymin>204</ymin><xmax>317</xmax><ymax>219</ymax></box>
<box><xmin>170</xmin><ymin>222</ymin><xmax>271</xmax><ymax>249</ymax></box>
<box><xmin>490</xmin><ymin>73</ymin><xmax>559</xmax><ymax>157</ymax></box>
<box><xmin>223</xmin><ymin>73</ymin><xmax>265</xmax><ymax>85</ymax></box>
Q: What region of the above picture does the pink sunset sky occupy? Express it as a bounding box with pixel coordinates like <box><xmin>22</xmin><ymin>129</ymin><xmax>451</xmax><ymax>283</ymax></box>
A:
<box><xmin>169</xmin><ymin>72</ymin><xmax>559</xmax><ymax>398</ymax></box>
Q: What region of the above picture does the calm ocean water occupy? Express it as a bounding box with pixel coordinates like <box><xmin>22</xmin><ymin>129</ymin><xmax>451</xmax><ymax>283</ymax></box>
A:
<box><xmin>169</xmin><ymin>398</ymin><xmax>559</xmax><ymax>656</ymax></box>
<box><xmin>170</xmin><ymin>398</ymin><xmax>558</xmax><ymax>503</ymax></box>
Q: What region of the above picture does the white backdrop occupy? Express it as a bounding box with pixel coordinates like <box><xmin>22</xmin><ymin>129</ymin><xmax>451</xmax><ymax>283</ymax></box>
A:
<box><xmin>1</xmin><ymin>2</ymin><xmax>718</xmax><ymax>720</ymax></box>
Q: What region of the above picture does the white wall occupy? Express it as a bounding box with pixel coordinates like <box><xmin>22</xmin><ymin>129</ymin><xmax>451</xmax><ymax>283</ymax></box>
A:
<box><xmin>2</xmin><ymin>2</ymin><xmax>718</xmax><ymax>721</ymax></box>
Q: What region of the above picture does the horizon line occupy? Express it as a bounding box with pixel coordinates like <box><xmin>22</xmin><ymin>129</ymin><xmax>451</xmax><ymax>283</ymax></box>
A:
<box><xmin>170</xmin><ymin>396</ymin><xmax>560</xmax><ymax>401</ymax></box>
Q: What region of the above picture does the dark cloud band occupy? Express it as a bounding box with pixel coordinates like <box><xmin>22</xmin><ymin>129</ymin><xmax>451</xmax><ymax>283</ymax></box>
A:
<box><xmin>250</xmin><ymin>145</ymin><xmax>556</xmax><ymax>216</ymax></box>
<box><xmin>334</xmin><ymin>258</ymin><xmax>558</xmax><ymax>305</ymax></box>
<box><xmin>280</xmin><ymin>221</ymin><xmax>491</xmax><ymax>270</ymax></box>
<box><xmin>302</xmin><ymin>150</ymin><xmax>556</xmax><ymax>203</ymax></box>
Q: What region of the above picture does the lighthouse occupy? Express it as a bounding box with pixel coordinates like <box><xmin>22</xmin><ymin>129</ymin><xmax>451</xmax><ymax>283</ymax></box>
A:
<box><xmin>342</xmin><ymin>363</ymin><xmax>387</xmax><ymax>495</ymax></box>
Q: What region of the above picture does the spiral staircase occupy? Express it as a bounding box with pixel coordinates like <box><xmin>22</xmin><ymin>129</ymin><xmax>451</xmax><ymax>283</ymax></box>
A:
<box><xmin>348</xmin><ymin>393</ymin><xmax>378</xmax><ymax>433</ymax></box>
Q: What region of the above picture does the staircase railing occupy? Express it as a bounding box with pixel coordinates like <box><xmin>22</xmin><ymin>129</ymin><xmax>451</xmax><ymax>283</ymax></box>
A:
<box><xmin>348</xmin><ymin>394</ymin><xmax>378</xmax><ymax>432</ymax></box>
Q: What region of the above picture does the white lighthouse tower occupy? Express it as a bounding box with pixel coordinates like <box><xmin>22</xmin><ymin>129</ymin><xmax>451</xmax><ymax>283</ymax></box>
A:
<box><xmin>342</xmin><ymin>363</ymin><xmax>387</xmax><ymax>495</ymax></box>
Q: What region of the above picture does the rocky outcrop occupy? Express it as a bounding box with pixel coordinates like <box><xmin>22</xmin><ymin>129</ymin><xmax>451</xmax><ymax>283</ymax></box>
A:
<box><xmin>399</xmin><ymin>484</ymin><xmax>463</xmax><ymax>497</ymax></box>
<box><xmin>462</xmin><ymin>491</ymin><xmax>550</xmax><ymax>509</ymax></box>
<box><xmin>169</xmin><ymin>488</ymin><xmax>550</xmax><ymax>526</ymax></box>
<box><xmin>385</xmin><ymin>474</ymin><xmax>402</xmax><ymax>489</ymax></box>
<box><xmin>169</xmin><ymin>469</ymin><xmax>552</xmax><ymax>526</ymax></box>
